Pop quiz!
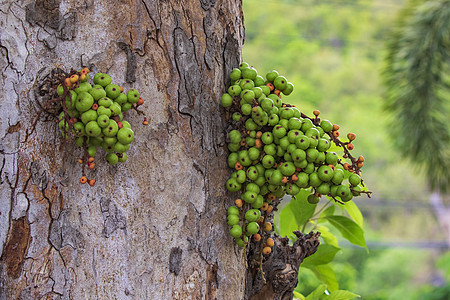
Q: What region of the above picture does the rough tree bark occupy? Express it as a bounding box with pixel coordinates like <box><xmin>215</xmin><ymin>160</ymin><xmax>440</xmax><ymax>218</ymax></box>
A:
<box><xmin>0</xmin><ymin>1</ymin><xmax>319</xmax><ymax>299</ymax></box>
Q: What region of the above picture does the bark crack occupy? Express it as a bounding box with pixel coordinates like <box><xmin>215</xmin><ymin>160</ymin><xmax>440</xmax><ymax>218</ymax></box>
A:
<box><xmin>2</xmin><ymin>4</ymin><xmax>29</xmax><ymax>76</ymax></box>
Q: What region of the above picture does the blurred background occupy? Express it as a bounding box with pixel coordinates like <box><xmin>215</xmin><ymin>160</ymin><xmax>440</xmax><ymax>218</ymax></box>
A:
<box><xmin>241</xmin><ymin>0</ymin><xmax>449</xmax><ymax>299</ymax></box>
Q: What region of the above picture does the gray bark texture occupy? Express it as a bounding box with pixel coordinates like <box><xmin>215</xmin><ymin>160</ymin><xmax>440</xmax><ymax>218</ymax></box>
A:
<box><xmin>0</xmin><ymin>0</ymin><xmax>246</xmax><ymax>299</ymax></box>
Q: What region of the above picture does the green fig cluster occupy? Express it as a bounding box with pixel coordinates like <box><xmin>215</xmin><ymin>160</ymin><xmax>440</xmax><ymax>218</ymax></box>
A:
<box><xmin>57</xmin><ymin>70</ymin><xmax>141</xmax><ymax>168</ymax></box>
<box><xmin>221</xmin><ymin>63</ymin><xmax>366</xmax><ymax>248</ymax></box>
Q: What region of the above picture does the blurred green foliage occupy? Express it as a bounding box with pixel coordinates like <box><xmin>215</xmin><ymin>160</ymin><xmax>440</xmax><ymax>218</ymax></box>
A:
<box><xmin>383</xmin><ymin>0</ymin><xmax>450</xmax><ymax>192</ymax></box>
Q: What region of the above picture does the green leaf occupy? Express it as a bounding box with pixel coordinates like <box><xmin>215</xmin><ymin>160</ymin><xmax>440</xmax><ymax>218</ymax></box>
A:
<box><xmin>324</xmin><ymin>216</ymin><xmax>367</xmax><ymax>250</ymax></box>
<box><xmin>337</xmin><ymin>200</ymin><xmax>363</xmax><ymax>228</ymax></box>
<box><xmin>305</xmin><ymin>264</ymin><xmax>339</xmax><ymax>292</ymax></box>
<box><xmin>321</xmin><ymin>290</ymin><xmax>361</xmax><ymax>299</ymax></box>
<box><xmin>293</xmin><ymin>291</ymin><xmax>306</xmax><ymax>300</ymax></box>
<box><xmin>290</xmin><ymin>189</ymin><xmax>317</xmax><ymax>229</ymax></box>
<box><xmin>327</xmin><ymin>142</ymin><xmax>343</xmax><ymax>153</ymax></box>
<box><xmin>306</xmin><ymin>284</ymin><xmax>327</xmax><ymax>300</ymax></box>
<box><xmin>320</xmin><ymin>204</ymin><xmax>336</xmax><ymax>219</ymax></box>
<box><xmin>302</xmin><ymin>244</ymin><xmax>341</xmax><ymax>267</ymax></box>
<box><xmin>278</xmin><ymin>203</ymin><xmax>299</xmax><ymax>238</ymax></box>
<box><xmin>318</xmin><ymin>226</ymin><xmax>339</xmax><ymax>248</ymax></box>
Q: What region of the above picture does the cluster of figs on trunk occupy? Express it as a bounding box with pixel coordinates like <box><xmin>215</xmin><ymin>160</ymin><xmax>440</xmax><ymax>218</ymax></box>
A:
<box><xmin>221</xmin><ymin>62</ymin><xmax>367</xmax><ymax>251</ymax></box>
<box><xmin>56</xmin><ymin>68</ymin><xmax>148</xmax><ymax>186</ymax></box>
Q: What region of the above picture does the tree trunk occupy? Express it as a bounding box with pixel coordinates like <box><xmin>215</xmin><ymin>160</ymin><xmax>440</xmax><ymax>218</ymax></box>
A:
<box><xmin>0</xmin><ymin>0</ymin><xmax>245</xmax><ymax>298</ymax></box>
<box><xmin>0</xmin><ymin>1</ymin><xmax>319</xmax><ymax>299</ymax></box>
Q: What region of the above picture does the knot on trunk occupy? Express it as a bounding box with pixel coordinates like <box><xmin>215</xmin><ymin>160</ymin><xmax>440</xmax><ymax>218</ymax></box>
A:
<box><xmin>245</xmin><ymin>231</ymin><xmax>321</xmax><ymax>300</ymax></box>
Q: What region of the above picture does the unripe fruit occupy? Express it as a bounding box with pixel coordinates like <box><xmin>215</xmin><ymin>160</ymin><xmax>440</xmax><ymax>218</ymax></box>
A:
<box><xmin>228</xmin><ymin>85</ymin><xmax>242</xmax><ymax>96</ymax></box>
<box><xmin>116</xmin><ymin>153</ymin><xmax>127</xmax><ymax>163</ymax></box>
<box><xmin>105</xmin><ymin>84</ymin><xmax>121</xmax><ymax>99</ymax></box>
<box><xmin>232</xmin><ymin>112</ymin><xmax>242</xmax><ymax>121</ymax></box>
<box><xmin>272</xmin><ymin>125</ymin><xmax>287</xmax><ymax>139</ymax></box>
<box><xmin>104</xmin><ymin>153</ymin><xmax>118</xmax><ymax>166</ymax></box>
<box><xmin>81</xmin><ymin>110</ymin><xmax>98</xmax><ymax>124</ymax></box>
<box><xmin>242</xmin><ymin>89</ymin><xmax>255</xmax><ymax>103</ymax></box>
<box><xmin>245</xmin><ymin>118</ymin><xmax>258</xmax><ymax>131</ymax></box>
<box><xmin>117</xmin><ymin>127</ymin><xmax>134</xmax><ymax>144</ymax></box>
<box><xmin>243</xmin><ymin>191</ymin><xmax>258</xmax><ymax>204</ymax></box>
<box><xmin>221</xmin><ymin>93</ymin><xmax>233</xmax><ymax>107</ymax></box>
<box><xmin>291</xmin><ymin>149</ymin><xmax>306</xmax><ymax>163</ymax></box>
<box><xmin>282</xmin><ymin>82</ymin><xmax>294</xmax><ymax>95</ymax></box>
<box><xmin>349</xmin><ymin>174</ymin><xmax>362</xmax><ymax>186</ymax></box>
<box><xmin>261</xmin><ymin>98</ymin><xmax>274</xmax><ymax>112</ymax></box>
<box><xmin>325</xmin><ymin>152</ymin><xmax>338</xmax><ymax>165</ymax></box>
<box><xmin>252</xmin><ymin>195</ymin><xmax>264</xmax><ymax>209</ymax></box>
<box><xmin>320</xmin><ymin>119</ymin><xmax>333</xmax><ymax>132</ymax></box>
<box><xmin>279</xmin><ymin>107</ymin><xmax>294</xmax><ymax>120</ymax></box>
<box><xmin>309</xmin><ymin>172</ymin><xmax>322</xmax><ymax>187</ymax></box>
<box><xmin>301</xmin><ymin>118</ymin><xmax>314</xmax><ymax>132</ymax></box>
<box><xmin>121</xmin><ymin>102</ymin><xmax>132</xmax><ymax>112</ymax></box>
<box><xmin>87</xmin><ymin>145</ymin><xmax>97</xmax><ymax>158</ymax></box>
<box><xmin>227</xmin><ymin>214</ymin><xmax>240</xmax><ymax>226</ymax></box>
<box><xmin>95</xmin><ymin>74</ymin><xmax>112</xmax><ymax>87</ymax></box>
<box><xmin>266</xmin><ymin>70</ymin><xmax>279</xmax><ymax>82</ymax></box>
<box><xmin>245</xmin><ymin>209</ymin><xmax>261</xmax><ymax>222</ymax></box>
<box><xmin>127</xmin><ymin>89</ymin><xmax>140</xmax><ymax>103</ymax></box>
<box><xmin>288</xmin><ymin>117</ymin><xmax>302</xmax><ymax>130</ymax></box>
<box><xmin>280</xmin><ymin>161</ymin><xmax>295</xmax><ymax>176</ymax></box>
<box><xmin>337</xmin><ymin>185</ymin><xmax>352</xmax><ymax>199</ymax></box>
<box><xmin>227</xmin><ymin>206</ymin><xmax>240</xmax><ymax>216</ymax></box>
<box><xmin>85</xmin><ymin>121</ymin><xmax>102</xmax><ymax>137</ymax></box>
<box><xmin>235</xmin><ymin>170</ymin><xmax>246</xmax><ymax>184</ymax></box>
<box><xmin>317</xmin><ymin>138</ymin><xmax>331</xmax><ymax>152</ymax></box>
<box><xmin>332</xmin><ymin>168</ymin><xmax>345</xmax><ymax>185</ymax></box>
<box><xmin>273</xmin><ymin>76</ymin><xmax>288</xmax><ymax>91</ymax></box>
<box><xmin>306</xmin><ymin>148</ymin><xmax>319</xmax><ymax>162</ymax></box>
<box><xmin>230</xmin><ymin>225</ymin><xmax>243</xmax><ymax>238</ymax></box>
<box><xmin>295</xmin><ymin>135</ymin><xmax>310</xmax><ymax>150</ymax></box>
<box><xmin>288</xmin><ymin>129</ymin><xmax>303</xmax><ymax>144</ymax></box>
<box><xmin>317</xmin><ymin>182</ymin><xmax>331</xmax><ymax>195</ymax></box>
<box><xmin>295</xmin><ymin>172</ymin><xmax>309</xmax><ymax>188</ymax></box>
<box><xmin>286</xmin><ymin>183</ymin><xmax>300</xmax><ymax>195</ymax></box>
<box><xmin>317</xmin><ymin>165</ymin><xmax>334</xmax><ymax>182</ymax></box>
<box><xmin>262</xmin><ymin>155</ymin><xmax>275</xmax><ymax>169</ymax></box>
<box><xmin>261</xmin><ymin>132</ymin><xmax>274</xmax><ymax>144</ymax></box>
<box><xmin>246</xmin><ymin>222</ymin><xmax>260</xmax><ymax>235</ymax></box>
<box><xmin>307</xmin><ymin>194</ymin><xmax>320</xmax><ymax>204</ymax></box>
<box><xmin>76</xmin><ymin>92</ymin><xmax>94</xmax><ymax>113</ymax></box>
<box><xmin>102</xmin><ymin>120</ymin><xmax>119</xmax><ymax>137</ymax></box>
<box><xmin>230</xmin><ymin>68</ymin><xmax>241</xmax><ymax>81</ymax></box>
